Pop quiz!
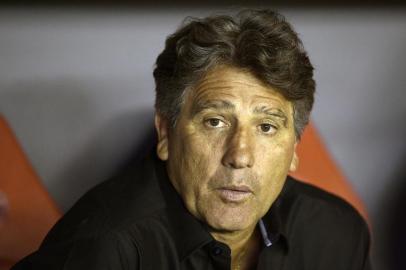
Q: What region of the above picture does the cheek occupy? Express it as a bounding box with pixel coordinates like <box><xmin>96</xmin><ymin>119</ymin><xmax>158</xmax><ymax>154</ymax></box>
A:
<box><xmin>257</xmin><ymin>137</ymin><xmax>295</xmax><ymax>167</ymax></box>
<box><xmin>255</xmin><ymin>137</ymin><xmax>295</xmax><ymax>198</ymax></box>
<box><xmin>169</xmin><ymin>128</ymin><xmax>223</xmax><ymax>191</ymax></box>
<box><xmin>167</xmin><ymin>128</ymin><xmax>228</xmax><ymax>220</ymax></box>
<box><xmin>182</xmin><ymin>126</ymin><xmax>226</xmax><ymax>163</ymax></box>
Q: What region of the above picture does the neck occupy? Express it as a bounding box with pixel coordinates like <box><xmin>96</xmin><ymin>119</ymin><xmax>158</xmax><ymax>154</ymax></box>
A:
<box><xmin>210</xmin><ymin>225</ymin><xmax>261</xmax><ymax>270</ymax></box>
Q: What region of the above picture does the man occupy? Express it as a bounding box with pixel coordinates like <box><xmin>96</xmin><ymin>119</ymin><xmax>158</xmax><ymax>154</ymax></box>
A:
<box><xmin>12</xmin><ymin>9</ymin><xmax>371</xmax><ymax>270</ymax></box>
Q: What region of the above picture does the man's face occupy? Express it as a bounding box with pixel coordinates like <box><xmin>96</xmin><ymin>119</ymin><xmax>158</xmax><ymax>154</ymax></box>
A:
<box><xmin>156</xmin><ymin>66</ymin><xmax>298</xmax><ymax>233</ymax></box>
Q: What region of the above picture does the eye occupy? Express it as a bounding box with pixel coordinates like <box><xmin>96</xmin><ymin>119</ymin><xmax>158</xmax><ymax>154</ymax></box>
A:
<box><xmin>205</xmin><ymin>118</ymin><xmax>226</xmax><ymax>128</ymax></box>
<box><xmin>259</xmin><ymin>123</ymin><xmax>277</xmax><ymax>134</ymax></box>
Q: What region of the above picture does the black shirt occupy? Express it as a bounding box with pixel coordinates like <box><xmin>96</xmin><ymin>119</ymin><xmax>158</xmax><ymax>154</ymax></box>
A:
<box><xmin>12</xmin><ymin>154</ymin><xmax>372</xmax><ymax>270</ymax></box>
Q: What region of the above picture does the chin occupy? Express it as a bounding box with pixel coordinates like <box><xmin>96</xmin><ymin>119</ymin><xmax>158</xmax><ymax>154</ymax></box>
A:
<box><xmin>204</xmin><ymin>209</ymin><xmax>257</xmax><ymax>232</ymax></box>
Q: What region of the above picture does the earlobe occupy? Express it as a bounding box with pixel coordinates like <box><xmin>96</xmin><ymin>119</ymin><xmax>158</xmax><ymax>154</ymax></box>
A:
<box><xmin>155</xmin><ymin>113</ymin><xmax>169</xmax><ymax>161</ymax></box>
<box><xmin>289</xmin><ymin>143</ymin><xmax>299</xmax><ymax>172</ymax></box>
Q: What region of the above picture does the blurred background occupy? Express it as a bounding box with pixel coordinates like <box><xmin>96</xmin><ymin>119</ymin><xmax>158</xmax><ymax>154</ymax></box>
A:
<box><xmin>0</xmin><ymin>1</ymin><xmax>405</xmax><ymax>269</ymax></box>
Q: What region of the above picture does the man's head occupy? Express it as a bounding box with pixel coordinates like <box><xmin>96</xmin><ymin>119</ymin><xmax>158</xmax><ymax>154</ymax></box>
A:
<box><xmin>153</xmin><ymin>9</ymin><xmax>315</xmax><ymax>233</ymax></box>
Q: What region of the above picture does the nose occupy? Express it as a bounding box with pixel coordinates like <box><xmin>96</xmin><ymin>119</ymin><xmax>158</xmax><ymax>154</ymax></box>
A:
<box><xmin>221</xmin><ymin>126</ymin><xmax>255</xmax><ymax>169</ymax></box>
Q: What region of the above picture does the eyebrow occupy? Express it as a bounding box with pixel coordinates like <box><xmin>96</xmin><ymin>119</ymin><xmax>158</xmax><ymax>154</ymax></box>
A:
<box><xmin>191</xmin><ymin>100</ymin><xmax>288</xmax><ymax>127</ymax></box>
<box><xmin>253</xmin><ymin>106</ymin><xmax>288</xmax><ymax>127</ymax></box>
<box><xmin>191</xmin><ymin>99</ymin><xmax>235</xmax><ymax>116</ymax></box>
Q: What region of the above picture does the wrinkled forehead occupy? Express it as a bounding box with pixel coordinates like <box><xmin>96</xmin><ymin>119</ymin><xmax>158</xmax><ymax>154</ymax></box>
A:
<box><xmin>181</xmin><ymin>65</ymin><xmax>294</xmax><ymax>117</ymax></box>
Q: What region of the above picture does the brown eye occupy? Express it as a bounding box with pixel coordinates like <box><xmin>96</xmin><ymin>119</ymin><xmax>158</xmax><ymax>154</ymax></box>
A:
<box><xmin>205</xmin><ymin>118</ymin><xmax>226</xmax><ymax>128</ymax></box>
<box><xmin>209</xmin><ymin>118</ymin><xmax>220</xmax><ymax>126</ymax></box>
<box><xmin>260</xmin><ymin>123</ymin><xmax>276</xmax><ymax>134</ymax></box>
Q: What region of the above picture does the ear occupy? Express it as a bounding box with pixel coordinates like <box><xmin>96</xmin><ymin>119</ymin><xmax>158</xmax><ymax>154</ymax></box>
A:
<box><xmin>155</xmin><ymin>113</ymin><xmax>169</xmax><ymax>161</ymax></box>
<box><xmin>289</xmin><ymin>142</ymin><xmax>299</xmax><ymax>172</ymax></box>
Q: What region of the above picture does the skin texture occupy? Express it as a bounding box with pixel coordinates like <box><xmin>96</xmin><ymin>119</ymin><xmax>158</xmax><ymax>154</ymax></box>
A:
<box><xmin>155</xmin><ymin>66</ymin><xmax>298</xmax><ymax>269</ymax></box>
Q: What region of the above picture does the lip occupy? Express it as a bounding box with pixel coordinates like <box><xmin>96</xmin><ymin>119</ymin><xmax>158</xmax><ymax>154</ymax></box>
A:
<box><xmin>217</xmin><ymin>185</ymin><xmax>253</xmax><ymax>203</ymax></box>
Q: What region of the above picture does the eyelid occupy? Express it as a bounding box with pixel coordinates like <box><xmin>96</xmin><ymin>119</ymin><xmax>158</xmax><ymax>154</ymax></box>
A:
<box><xmin>203</xmin><ymin>116</ymin><xmax>228</xmax><ymax>128</ymax></box>
<box><xmin>261</xmin><ymin>117</ymin><xmax>282</xmax><ymax>127</ymax></box>
<box><xmin>258</xmin><ymin>122</ymin><xmax>278</xmax><ymax>134</ymax></box>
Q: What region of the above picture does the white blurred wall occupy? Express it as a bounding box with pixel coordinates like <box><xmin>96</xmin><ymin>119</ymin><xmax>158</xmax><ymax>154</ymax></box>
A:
<box><xmin>1</xmin><ymin>7</ymin><xmax>405</xmax><ymax>269</ymax></box>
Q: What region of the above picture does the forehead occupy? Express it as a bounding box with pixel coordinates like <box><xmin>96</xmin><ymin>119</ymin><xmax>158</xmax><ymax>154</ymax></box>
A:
<box><xmin>185</xmin><ymin>66</ymin><xmax>292</xmax><ymax>113</ymax></box>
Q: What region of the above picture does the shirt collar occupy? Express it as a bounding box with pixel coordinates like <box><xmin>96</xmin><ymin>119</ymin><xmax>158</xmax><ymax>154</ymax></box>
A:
<box><xmin>260</xmin><ymin>179</ymin><xmax>292</xmax><ymax>251</ymax></box>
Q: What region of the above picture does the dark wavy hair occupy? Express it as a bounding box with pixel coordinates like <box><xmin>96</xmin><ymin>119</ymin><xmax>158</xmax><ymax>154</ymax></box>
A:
<box><xmin>153</xmin><ymin>9</ymin><xmax>315</xmax><ymax>138</ymax></box>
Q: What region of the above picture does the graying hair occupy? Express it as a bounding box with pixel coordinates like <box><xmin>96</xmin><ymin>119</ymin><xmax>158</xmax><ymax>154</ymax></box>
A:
<box><xmin>153</xmin><ymin>9</ymin><xmax>315</xmax><ymax>138</ymax></box>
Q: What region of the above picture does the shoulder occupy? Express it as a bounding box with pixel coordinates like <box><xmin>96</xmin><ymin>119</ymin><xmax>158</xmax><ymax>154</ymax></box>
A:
<box><xmin>282</xmin><ymin>176</ymin><xmax>370</xmax><ymax>235</ymax></box>
<box><xmin>42</xmin><ymin>156</ymin><xmax>168</xmax><ymax>246</ymax></box>
<box><xmin>12</xmin><ymin>228</ymin><xmax>141</xmax><ymax>270</ymax></box>
<box><xmin>280</xmin><ymin>177</ymin><xmax>371</xmax><ymax>267</ymax></box>
<box><xmin>13</xmin><ymin>157</ymin><xmax>173</xmax><ymax>269</ymax></box>
<box><xmin>282</xmin><ymin>176</ymin><xmax>367</xmax><ymax>227</ymax></box>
